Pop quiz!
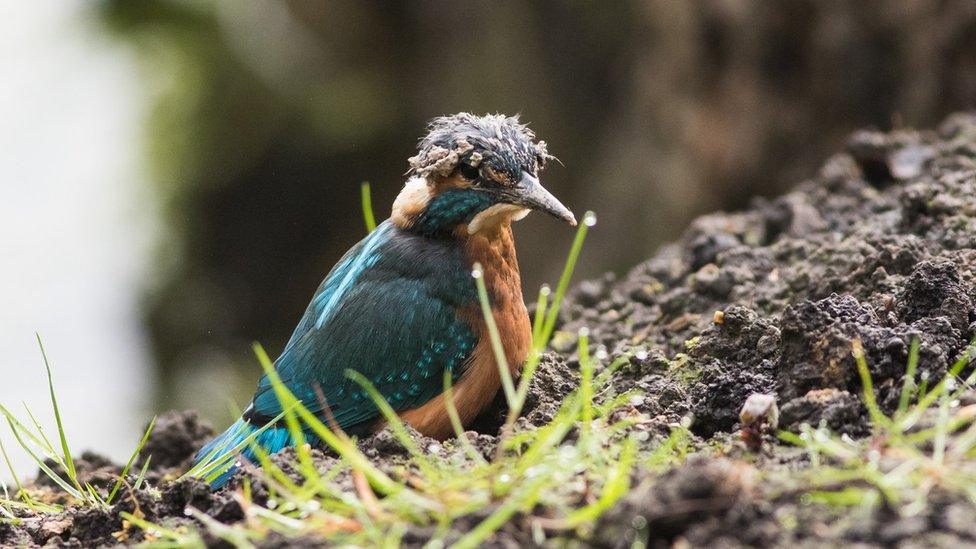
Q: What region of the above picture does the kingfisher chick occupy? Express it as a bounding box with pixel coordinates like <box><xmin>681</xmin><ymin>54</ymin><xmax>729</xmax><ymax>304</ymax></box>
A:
<box><xmin>194</xmin><ymin>113</ymin><xmax>575</xmax><ymax>486</ymax></box>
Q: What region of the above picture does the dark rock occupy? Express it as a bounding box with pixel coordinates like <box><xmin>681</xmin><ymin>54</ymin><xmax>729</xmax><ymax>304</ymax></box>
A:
<box><xmin>898</xmin><ymin>259</ymin><xmax>973</xmax><ymax>332</ymax></box>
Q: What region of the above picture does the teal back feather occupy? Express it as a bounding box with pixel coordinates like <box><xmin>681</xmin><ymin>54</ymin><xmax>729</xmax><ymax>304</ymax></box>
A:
<box><xmin>247</xmin><ymin>220</ymin><xmax>479</xmax><ymax>432</ymax></box>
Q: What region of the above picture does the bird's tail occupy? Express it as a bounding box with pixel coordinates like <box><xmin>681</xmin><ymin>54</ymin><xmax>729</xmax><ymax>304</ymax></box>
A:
<box><xmin>192</xmin><ymin>417</ymin><xmax>295</xmax><ymax>488</ymax></box>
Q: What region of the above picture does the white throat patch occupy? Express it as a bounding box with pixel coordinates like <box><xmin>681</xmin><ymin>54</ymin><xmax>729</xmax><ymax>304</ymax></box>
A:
<box><xmin>467</xmin><ymin>204</ymin><xmax>530</xmax><ymax>235</ymax></box>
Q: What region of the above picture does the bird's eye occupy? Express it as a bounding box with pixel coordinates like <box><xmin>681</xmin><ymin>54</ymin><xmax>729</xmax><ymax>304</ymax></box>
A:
<box><xmin>458</xmin><ymin>162</ymin><xmax>480</xmax><ymax>181</ymax></box>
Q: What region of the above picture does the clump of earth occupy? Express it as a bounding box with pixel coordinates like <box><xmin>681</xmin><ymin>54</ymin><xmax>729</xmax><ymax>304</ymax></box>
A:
<box><xmin>4</xmin><ymin>113</ymin><xmax>976</xmax><ymax>547</ymax></box>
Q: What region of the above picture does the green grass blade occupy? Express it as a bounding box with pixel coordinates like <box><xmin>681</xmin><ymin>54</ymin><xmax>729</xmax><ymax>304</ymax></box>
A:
<box><xmin>121</xmin><ymin>511</ymin><xmax>201</xmax><ymax>544</ymax></box>
<box><xmin>897</xmin><ymin>342</ymin><xmax>974</xmax><ymax>431</ymax></box>
<box><xmin>442</xmin><ymin>370</ymin><xmax>484</xmax><ymax>464</ymax></box>
<box><xmin>4</xmin><ymin>417</ymin><xmax>84</xmax><ymax>501</ymax></box>
<box><xmin>454</xmin><ymin>476</ymin><xmax>547</xmax><ymax>549</ymax></box>
<box><xmin>35</xmin><ymin>334</ymin><xmax>81</xmax><ymax>493</ymax></box>
<box><xmin>251</xmin><ymin>346</ymin><xmax>412</xmax><ymax>500</ymax></box>
<box><xmin>0</xmin><ymin>406</ymin><xmax>54</xmax><ymax>459</ymax></box>
<box><xmin>246</xmin><ymin>442</ymin><xmax>303</xmax><ymax>496</ymax></box>
<box><xmin>472</xmin><ymin>262</ymin><xmax>516</xmax><ymax>407</ymax></box>
<box><xmin>531</xmin><ymin>284</ymin><xmax>550</xmax><ymax>347</ymax></box>
<box><xmin>934</xmin><ymin>383</ymin><xmax>952</xmax><ymax>465</ymax></box>
<box><xmin>897</xmin><ymin>337</ymin><xmax>920</xmax><ymax>416</ymax></box>
<box><xmin>513</xmin><ymin>395</ymin><xmax>582</xmax><ymax>478</ymax></box>
<box><xmin>0</xmin><ymin>501</ymin><xmax>15</xmax><ymax>520</ymax></box>
<box><xmin>85</xmin><ymin>482</ymin><xmax>109</xmax><ymax>510</ymax></box>
<box><xmin>853</xmin><ymin>340</ymin><xmax>891</xmax><ymax>431</ymax></box>
<box><xmin>539</xmin><ymin>211</ymin><xmax>594</xmax><ymax>345</ymax></box>
<box><xmin>252</xmin><ymin>344</ymin><xmax>319</xmax><ymax>486</ymax></box>
<box><xmin>133</xmin><ymin>455</ymin><xmax>152</xmax><ymax>492</ymax></box>
<box><xmin>344</xmin><ymin>369</ymin><xmax>436</xmax><ymax>478</ymax></box>
<box><xmin>181</xmin><ymin>425</ymin><xmax>242</xmax><ymax>479</ymax></box>
<box><xmin>505</xmin><ymin>215</ymin><xmax>592</xmax><ymax>430</ymax></box>
<box><xmin>578</xmin><ymin>328</ymin><xmax>594</xmax><ymax>436</ymax></box>
<box><xmin>22</xmin><ymin>404</ymin><xmax>60</xmax><ymax>460</ymax></box>
<box><xmin>361</xmin><ymin>181</ymin><xmax>377</xmax><ymax>233</ymax></box>
<box><xmin>0</xmin><ymin>437</ymin><xmax>35</xmax><ymax>511</ymax></box>
<box><xmin>185</xmin><ymin>506</ymin><xmax>258</xmax><ymax>548</ymax></box>
<box><xmin>107</xmin><ymin>415</ymin><xmax>157</xmax><ymax>505</ymax></box>
<box><xmin>593</xmin><ymin>354</ymin><xmax>631</xmax><ymax>390</ymax></box>
<box><xmin>186</xmin><ymin>412</ymin><xmax>287</xmax><ymax>482</ymax></box>
<box><xmin>564</xmin><ymin>437</ymin><xmax>636</xmax><ymax>526</ymax></box>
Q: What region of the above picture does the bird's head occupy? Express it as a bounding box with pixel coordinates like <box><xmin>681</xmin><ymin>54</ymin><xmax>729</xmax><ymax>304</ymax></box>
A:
<box><xmin>392</xmin><ymin>113</ymin><xmax>576</xmax><ymax>236</ymax></box>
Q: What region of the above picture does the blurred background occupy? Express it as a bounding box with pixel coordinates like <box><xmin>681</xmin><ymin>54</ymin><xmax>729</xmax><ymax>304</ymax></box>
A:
<box><xmin>2</xmin><ymin>0</ymin><xmax>975</xmax><ymax>473</ymax></box>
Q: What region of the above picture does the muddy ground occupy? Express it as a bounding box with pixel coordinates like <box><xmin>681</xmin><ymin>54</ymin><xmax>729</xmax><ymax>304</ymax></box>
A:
<box><xmin>4</xmin><ymin>113</ymin><xmax>976</xmax><ymax>547</ymax></box>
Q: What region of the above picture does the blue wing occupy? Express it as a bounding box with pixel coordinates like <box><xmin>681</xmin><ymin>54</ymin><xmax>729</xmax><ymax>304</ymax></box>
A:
<box><xmin>244</xmin><ymin>220</ymin><xmax>478</xmax><ymax>433</ymax></box>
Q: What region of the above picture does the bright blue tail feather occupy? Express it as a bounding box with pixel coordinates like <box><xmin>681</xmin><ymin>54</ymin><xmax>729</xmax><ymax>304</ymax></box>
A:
<box><xmin>192</xmin><ymin>418</ymin><xmax>304</xmax><ymax>488</ymax></box>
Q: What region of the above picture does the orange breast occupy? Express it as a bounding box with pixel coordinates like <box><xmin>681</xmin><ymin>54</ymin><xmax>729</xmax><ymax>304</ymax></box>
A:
<box><xmin>398</xmin><ymin>223</ymin><xmax>531</xmax><ymax>439</ymax></box>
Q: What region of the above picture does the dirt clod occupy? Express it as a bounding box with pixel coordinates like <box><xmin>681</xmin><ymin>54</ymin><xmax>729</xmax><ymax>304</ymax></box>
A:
<box><xmin>142</xmin><ymin>410</ymin><xmax>214</xmax><ymax>471</ymax></box>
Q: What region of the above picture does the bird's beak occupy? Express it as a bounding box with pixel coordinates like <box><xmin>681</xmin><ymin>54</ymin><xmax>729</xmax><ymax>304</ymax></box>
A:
<box><xmin>512</xmin><ymin>171</ymin><xmax>577</xmax><ymax>226</ymax></box>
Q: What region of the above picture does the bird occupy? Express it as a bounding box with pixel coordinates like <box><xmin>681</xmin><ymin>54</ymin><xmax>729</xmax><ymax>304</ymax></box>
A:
<box><xmin>193</xmin><ymin>113</ymin><xmax>576</xmax><ymax>486</ymax></box>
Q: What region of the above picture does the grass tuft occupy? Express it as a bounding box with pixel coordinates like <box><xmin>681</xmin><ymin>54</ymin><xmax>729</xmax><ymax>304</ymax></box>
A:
<box><xmin>782</xmin><ymin>338</ymin><xmax>976</xmax><ymax>517</ymax></box>
<box><xmin>107</xmin><ymin>416</ymin><xmax>157</xmax><ymax>505</ymax></box>
<box><xmin>4</xmin><ymin>206</ymin><xmax>681</xmax><ymax>546</ymax></box>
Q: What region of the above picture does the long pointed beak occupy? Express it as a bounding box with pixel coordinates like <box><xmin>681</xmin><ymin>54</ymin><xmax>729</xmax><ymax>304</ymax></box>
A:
<box><xmin>514</xmin><ymin>171</ymin><xmax>577</xmax><ymax>226</ymax></box>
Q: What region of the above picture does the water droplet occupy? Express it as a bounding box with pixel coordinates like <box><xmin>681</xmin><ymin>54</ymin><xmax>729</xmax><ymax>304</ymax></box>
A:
<box><xmin>539</xmin><ymin>284</ymin><xmax>551</xmax><ymax>296</ymax></box>
<box><xmin>635</xmin><ymin>349</ymin><xmax>648</xmax><ymax>361</ymax></box>
<box><xmin>427</xmin><ymin>443</ymin><xmax>442</xmax><ymax>454</ymax></box>
<box><xmin>595</xmin><ymin>347</ymin><xmax>609</xmax><ymax>361</ymax></box>
<box><xmin>267</xmin><ymin>499</ymin><xmax>278</xmax><ymax>509</ymax></box>
<box><xmin>498</xmin><ymin>473</ymin><xmax>511</xmax><ymax>484</ymax></box>
<box><xmin>583</xmin><ymin>211</ymin><xmax>597</xmax><ymax>227</ymax></box>
<box><xmin>471</xmin><ymin>267</ymin><xmax>483</xmax><ymax>279</ymax></box>
<box><xmin>578</xmin><ymin>327</ymin><xmax>590</xmax><ymax>338</ymax></box>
